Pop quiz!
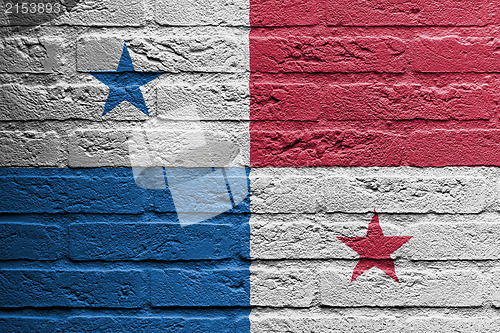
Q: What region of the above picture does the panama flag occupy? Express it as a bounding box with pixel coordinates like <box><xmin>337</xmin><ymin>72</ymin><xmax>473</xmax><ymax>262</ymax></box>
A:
<box><xmin>2</xmin><ymin>0</ymin><xmax>500</xmax><ymax>332</ymax></box>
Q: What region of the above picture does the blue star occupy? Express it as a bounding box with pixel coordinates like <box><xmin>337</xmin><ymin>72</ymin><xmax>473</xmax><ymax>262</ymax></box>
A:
<box><xmin>90</xmin><ymin>43</ymin><xmax>163</xmax><ymax>117</ymax></box>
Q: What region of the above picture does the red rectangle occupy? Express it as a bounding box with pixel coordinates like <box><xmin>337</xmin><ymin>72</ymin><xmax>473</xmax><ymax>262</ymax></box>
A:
<box><xmin>251</xmin><ymin>0</ymin><xmax>321</xmax><ymax>26</ymax></box>
<box><xmin>251</xmin><ymin>82</ymin><xmax>493</xmax><ymax>121</ymax></box>
<box><xmin>250</xmin><ymin>124</ymin><xmax>407</xmax><ymax>167</ymax></box>
<box><xmin>250</xmin><ymin>36</ymin><xmax>407</xmax><ymax>73</ymax></box>
<box><xmin>250</xmin><ymin>0</ymin><xmax>500</xmax><ymax>167</ymax></box>
<box><xmin>328</xmin><ymin>0</ymin><xmax>491</xmax><ymax>26</ymax></box>
<box><xmin>409</xmin><ymin>130</ymin><xmax>500</xmax><ymax>166</ymax></box>
<box><xmin>411</xmin><ymin>37</ymin><xmax>500</xmax><ymax>73</ymax></box>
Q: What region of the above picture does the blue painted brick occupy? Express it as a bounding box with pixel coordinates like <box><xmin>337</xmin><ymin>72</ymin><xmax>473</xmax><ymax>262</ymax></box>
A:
<box><xmin>0</xmin><ymin>175</ymin><xmax>145</xmax><ymax>214</ymax></box>
<box><xmin>151</xmin><ymin>269</ymin><xmax>250</xmax><ymax>307</ymax></box>
<box><xmin>0</xmin><ymin>223</ymin><xmax>65</xmax><ymax>260</ymax></box>
<box><xmin>0</xmin><ymin>270</ymin><xmax>147</xmax><ymax>308</ymax></box>
<box><xmin>0</xmin><ymin>168</ymin><xmax>250</xmax><ymax>215</ymax></box>
<box><xmin>0</xmin><ymin>317</ymin><xmax>61</xmax><ymax>333</ymax></box>
<box><xmin>66</xmin><ymin>316</ymin><xmax>242</xmax><ymax>332</ymax></box>
<box><xmin>69</xmin><ymin>223</ymin><xmax>240</xmax><ymax>261</ymax></box>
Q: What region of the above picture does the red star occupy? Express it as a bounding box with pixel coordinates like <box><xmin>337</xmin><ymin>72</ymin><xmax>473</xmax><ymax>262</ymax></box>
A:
<box><xmin>337</xmin><ymin>210</ymin><xmax>412</xmax><ymax>282</ymax></box>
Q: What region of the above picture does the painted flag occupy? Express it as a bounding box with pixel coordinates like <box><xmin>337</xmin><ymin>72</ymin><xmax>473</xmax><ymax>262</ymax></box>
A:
<box><xmin>2</xmin><ymin>0</ymin><xmax>500</xmax><ymax>332</ymax></box>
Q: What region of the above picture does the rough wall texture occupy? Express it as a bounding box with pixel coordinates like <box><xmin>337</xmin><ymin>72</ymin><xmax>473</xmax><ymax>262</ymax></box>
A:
<box><xmin>1</xmin><ymin>0</ymin><xmax>500</xmax><ymax>332</ymax></box>
<box><xmin>250</xmin><ymin>0</ymin><xmax>500</xmax><ymax>167</ymax></box>
<box><xmin>249</xmin><ymin>0</ymin><xmax>500</xmax><ymax>332</ymax></box>
<box><xmin>0</xmin><ymin>0</ymin><xmax>251</xmax><ymax>331</ymax></box>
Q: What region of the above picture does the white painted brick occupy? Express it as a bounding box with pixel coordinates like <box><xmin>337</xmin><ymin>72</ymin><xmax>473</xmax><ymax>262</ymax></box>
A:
<box><xmin>0</xmin><ymin>84</ymin><xmax>152</xmax><ymax>121</ymax></box>
<box><xmin>250</xmin><ymin>175</ymin><xmax>320</xmax><ymax>213</ymax></box>
<box><xmin>69</xmin><ymin>129</ymin><xmax>131</xmax><ymax>167</ymax></box>
<box><xmin>250</xmin><ymin>269</ymin><xmax>316</xmax><ymax>307</ymax></box>
<box><xmin>406</xmin><ymin>318</ymin><xmax>500</xmax><ymax>333</ymax></box>
<box><xmin>155</xmin><ymin>0</ymin><xmax>249</xmax><ymax>26</ymax></box>
<box><xmin>77</xmin><ymin>35</ymin><xmax>248</xmax><ymax>72</ymax></box>
<box><xmin>54</xmin><ymin>0</ymin><xmax>146</xmax><ymax>26</ymax></box>
<box><xmin>157</xmin><ymin>83</ymin><xmax>249</xmax><ymax>120</ymax></box>
<box><xmin>0</xmin><ymin>37</ymin><xmax>69</xmax><ymax>73</ymax></box>
<box><xmin>250</xmin><ymin>214</ymin><xmax>500</xmax><ymax>260</ymax></box>
<box><xmin>249</xmin><ymin>168</ymin><xmax>492</xmax><ymax>214</ymax></box>
<box><xmin>250</xmin><ymin>315</ymin><xmax>500</xmax><ymax>333</ymax></box>
<box><xmin>251</xmin><ymin>315</ymin><xmax>399</xmax><ymax>333</ymax></box>
<box><xmin>320</xmin><ymin>176</ymin><xmax>490</xmax><ymax>213</ymax></box>
<box><xmin>320</xmin><ymin>269</ymin><xmax>487</xmax><ymax>307</ymax></box>
<box><xmin>490</xmin><ymin>269</ymin><xmax>500</xmax><ymax>307</ymax></box>
<box><xmin>68</xmin><ymin>123</ymin><xmax>249</xmax><ymax>168</ymax></box>
<box><xmin>0</xmin><ymin>131</ymin><xmax>65</xmax><ymax>167</ymax></box>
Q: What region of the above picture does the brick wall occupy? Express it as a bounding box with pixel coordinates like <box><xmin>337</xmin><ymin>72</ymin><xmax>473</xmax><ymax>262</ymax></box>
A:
<box><xmin>249</xmin><ymin>0</ymin><xmax>500</xmax><ymax>331</ymax></box>
<box><xmin>0</xmin><ymin>0</ymin><xmax>251</xmax><ymax>331</ymax></box>
<box><xmin>2</xmin><ymin>0</ymin><xmax>500</xmax><ymax>332</ymax></box>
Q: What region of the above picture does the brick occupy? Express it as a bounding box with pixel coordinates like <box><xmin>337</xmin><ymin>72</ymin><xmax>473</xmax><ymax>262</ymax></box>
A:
<box><xmin>250</xmin><ymin>128</ymin><xmax>406</xmax><ymax>167</ymax></box>
<box><xmin>250</xmin><ymin>269</ymin><xmax>315</xmax><ymax>307</ymax></box>
<box><xmin>249</xmin><ymin>168</ymin><xmax>492</xmax><ymax>213</ymax></box>
<box><xmin>411</xmin><ymin>37</ymin><xmax>500</xmax><ymax>73</ymax></box>
<box><xmin>250</xmin><ymin>175</ymin><xmax>320</xmax><ymax>213</ymax></box>
<box><xmin>0</xmin><ymin>223</ymin><xmax>64</xmax><ymax>260</ymax></box>
<box><xmin>0</xmin><ymin>83</ymin><xmax>153</xmax><ymax>121</ymax></box>
<box><xmin>328</xmin><ymin>0</ymin><xmax>492</xmax><ymax>26</ymax></box>
<box><xmin>69</xmin><ymin>126</ymin><xmax>248</xmax><ymax>168</ymax></box>
<box><xmin>0</xmin><ymin>37</ymin><xmax>68</xmax><ymax>73</ymax></box>
<box><xmin>409</xmin><ymin>130</ymin><xmax>500</xmax><ymax>166</ymax></box>
<box><xmin>320</xmin><ymin>176</ymin><xmax>491</xmax><ymax>213</ymax></box>
<box><xmin>0</xmin><ymin>131</ymin><xmax>64</xmax><ymax>167</ymax></box>
<box><xmin>251</xmin><ymin>315</ymin><xmax>399</xmax><ymax>332</ymax></box>
<box><xmin>250</xmin><ymin>0</ymin><xmax>321</xmax><ymax>26</ymax></box>
<box><xmin>406</xmin><ymin>317</ymin><xmax>500</xmax><ymax>333</ymax></box>
<box><xmin>78</xmin><ymin>35</ymin><xmax>247</xmax><ymax>73</ymax></box>
<box><xmin>250</xmin><ymin>315</ymin><xmax>500</xmax><ymax>333</ymax></box>
<box><xmin>250</xmin><ymin>36</ymin><xmax>406</xmax><ymax>73</ymax></box>
<box><xmin>69</xmin><ymin>223</ymin><xmax>239</xmax><ymax>260</ymax></box>
<box><xmin>68</xmin><ymin>129</ymin><xmax>131</xmax><ymax>167</ymax></box>
<box><xmin>0</xmin><ymin>270</ymin><xmax>147</xmax><ymax>308</ymax></box>
<box><xmin>320</xmin><ymin>269</ymin><xmax>486</xmax><ymax>307</ymax></box>
<box><xmin>0</xmin><ymin>173</ymin><xmax>145</xmax><ymax>214</ymax></box>
<box><xmin>402</xmin><ymin>221</ymin><xmax>500</xmax><ymax>260</ymax></box>
<box><xmin>323</xmin><ymin>83</ymin><xmax>492</xmax><ymax>121</ymax></box>
<box><xmin>157</xmin><ymin>84</ymin><xmax>249</xmax><ymax>121</ymax></box>
<box><xmin>490</xmin><ymin>269</ymin><xmax>500</xmax><ymax>307</ymax></box>
<box><xmin>54</xmin><ymin>0</ymin><xmax>145</xmax><ymax>26</ymax></box>
<box><xmin>251</xmin><ymin>82</ymin><xmax>493</xmax><ymax>121</ymax></box>
<box><xmin>250</xmin><ymin>83</ymin><xmax>321</xmax><ymax>121</ymax></box>
<box><xmin>0</xmin><ymin>317</ymin><xmax>60</xmax><ymax>333</ymax></box>
<box><xmin>66</xmin><ymin>316</ymin><xmax>242</xmax><ymax>333</ymax></box>
<box><xmin>250</xmin><ymin>216</ymin><xmax>500</xmax><ymax>260</ymax></box>
<box><xmin>158</xmin><ymin>168</ymin><xmax>250</xmax><ymax>217</ymax></box>
<box><xmin>156</xmin><ymin>0</ymin><xmax>249</xmax><ymax>26</ymax></box>
<box><xmin>151</xmin><ymin>269</ymin><xmax>250</xmax><ymax>307</ymax></box>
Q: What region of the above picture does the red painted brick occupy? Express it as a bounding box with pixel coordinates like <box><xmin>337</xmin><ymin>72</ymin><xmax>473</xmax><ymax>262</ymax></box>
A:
<box><xmin>409</xmin><ymin>130</ymin><xmax>500</xmax><ymax>166</ymax></box>
<box><xmin>250</xmin><ymin>0</ymin><xmax>321</xmax><ymax>26</ymax></box>
<box><xmin>328</xmin><ymin>0</ymin><xmax>492</xmax><ymax>26</ymax></box>
<box><xmin>251</xmin><ymin>83</ymin><xmax>492</xmax><ymax>121</ymax></box>
<box><xmin>411</xmin><ymin>37</ymin><xmax>500</xmax><ymax>73</ymax></box>
<box><xmin>250</xmin><ymin>127</ymin><xmax>406</xmax><ymax>167</ymax></box>
<box><xmin>250</xmin><ymin>35</ymin><xmax>407</xmax><ymax>73</ymax></box>
<box><xmin>324</xmin><ymin>83</ymin><xmax>493</xmax><ymax>121</ymax></box>
<box><xmin>250</xmin><ymin>83</ymin><xmax>321</xmax><ymax>120</ymax></box>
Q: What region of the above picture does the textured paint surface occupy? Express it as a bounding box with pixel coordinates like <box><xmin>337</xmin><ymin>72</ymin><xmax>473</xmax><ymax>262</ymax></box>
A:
<box><xmin>249</xmin><ymin>0</ymin><xmax>500</xmax><ymax>167</ymax></box>
<box><xmin>248</xmin><ymin>0</ymin><xmax>500</xmax><ymax>331</ymax></box>
<box><xmin>2</xmin><ymin>0</ymin><xmax>500</xmax><ymax>331</ymax></box>
<box><xmin>0</xmin><ymin>168</ymin><xmax>251</xmax><ymax>331</ymax></box>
